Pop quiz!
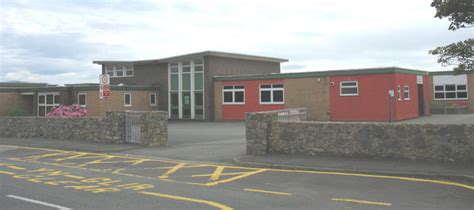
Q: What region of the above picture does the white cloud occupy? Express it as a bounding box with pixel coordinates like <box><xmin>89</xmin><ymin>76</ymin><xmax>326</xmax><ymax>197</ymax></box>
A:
<box><xmin>1</xmin><ymin>0</ymin><xmax>472</xmax><ymax>84</ymax></box>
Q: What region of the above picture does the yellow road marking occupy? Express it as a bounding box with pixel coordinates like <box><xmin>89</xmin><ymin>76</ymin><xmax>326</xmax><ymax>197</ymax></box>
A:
<box><xmin>209</xmin><ymin>166</ymin><xmax>225</xmax><ymax>181</ymax></box>
<box><xmin>192</xmin><ymin>172</ymin><xmax>245</xmax><ymax>177</ymax></box>
<box><xmin>331</xmin><ymin>198</ymin><xmax>392</xmax><ymax>206</ymax></box>
<box><xmin>159</xmin><ymin>163</ymin><xmax>186</xmax><ymax>178</ymax></box>
<box><xmin>6</xmin><ymin>165</ymin><xmax>26</xmax><ymax>170</ymax></box>
<box><xmin>206</xmin><ymin>169</ymin><xmax>267</xmax><ymax>186</ymax></box>
<box><xmin>272</xmin><ymin>169</ymin><xmax>474</xmax><ymax>191</ymax></box>
<box><xmin>76</xmin><ymin>156</ymin><xmax>115</xmax><ymax>167</ymax></box>
<box><xmin>0</xmin><ymin>170</ymin><xmax>16</xmax><ymax>175</ymax></box>
<box><xmin>53</xmin><ymin>153</ymin><xmax>106</xmax><ymax>162</ymax></box>
<box><xmin>2</xmin><ymin>144</ymin><xmax>474</xmax><ymax>191</ymax></box>
<box><xmin>244</xmin><ymin>188</ymin><xmax>292</xmax><ymax>196</ymax></box>
<box><xmin>63</xmin><ymin>175</ymin><xmax>85</xmax><ymax>179</ymax></box>
<box><xmin>138</xmin><ymin>191</ymin><xmax>233</xmax><ymax>210</ymax></box>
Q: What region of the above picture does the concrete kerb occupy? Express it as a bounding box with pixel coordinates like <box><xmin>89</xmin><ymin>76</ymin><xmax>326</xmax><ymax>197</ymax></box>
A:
<box><xmin>232</xmin><ymin>156</ymin><xmax>474</xmax><ymax>184</ymax></box>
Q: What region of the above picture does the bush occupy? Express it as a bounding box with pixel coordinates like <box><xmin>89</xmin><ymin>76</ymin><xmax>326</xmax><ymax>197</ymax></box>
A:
<box><xmin>47</xmin><ymin>104</ymin><xmax>87</xmax><ymax>117</ymax></box>
<box><xmin>9</xmin><ymin>108</ymin><xmax>29</xmax><ymax>116</ymax></box>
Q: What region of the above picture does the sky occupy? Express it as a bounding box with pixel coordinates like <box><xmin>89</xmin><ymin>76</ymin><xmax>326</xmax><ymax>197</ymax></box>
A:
<box><xmin>0</xmin><ymin>0</ymin><xmax>472</xmax><ymax>84</ymax></box>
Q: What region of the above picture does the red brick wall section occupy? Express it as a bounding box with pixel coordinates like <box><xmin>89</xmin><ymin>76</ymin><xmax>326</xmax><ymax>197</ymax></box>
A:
<box><xmin>392</xmin><ymin>74</ymin><xmax>420</xmax><ymax>121</ymax></box>
<box><xmin>329</xmin><ymin>73</ymin><xmax>422</xmax><ymax>121</ymax></box>
<box><xmin>221</xmin><ymin>79</ymin><xmax>285</xmax><ymax>120</ymax></box>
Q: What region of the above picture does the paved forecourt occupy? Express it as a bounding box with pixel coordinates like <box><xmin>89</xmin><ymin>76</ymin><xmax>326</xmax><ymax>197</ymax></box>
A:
<box><xmin>0</xmin><ymin>145</ymin><xmax>473</xmax><ymax>210</ymax></box>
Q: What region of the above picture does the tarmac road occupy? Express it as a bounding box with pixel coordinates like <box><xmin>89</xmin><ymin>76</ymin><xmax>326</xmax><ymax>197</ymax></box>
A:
<box><xmin>1</xmin><ymin>145</ymin><xmax>473</xmax><ymax>210</ymax></box>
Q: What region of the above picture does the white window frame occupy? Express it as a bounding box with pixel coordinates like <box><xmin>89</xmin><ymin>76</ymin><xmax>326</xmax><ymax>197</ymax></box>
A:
<box><xmin>397</xmin><ymin>85</ymin><xmax>402</xmax><ymax>101</ymax></box>
<box><xmin>259</xmin><ymin>84</ymin><xmax>284</xmax><ymax>104</ymax></box>
<box><xmin>339</xmin><ymin>81</ymin><xmax>359</xmax><ymax>96</ymax></box>
<box><xmin>434</xmin><ymin>84</ymin><xmax>468</xmax><ymax>100</ymax></box>
<box><xmin>149</xmin><ymin>93</ymin><xmax>157</xmax><ymax>106</ymax></box>
<box><xmin>106</xmin><ymin>64</ymin><xmax>134</xmax><ymax>78</ymax></box>
<box><xmin>124</xmin><ymin>93</ymin><xmax>132</xmax><ymax>107</ymax></box>
<box><xmin>403</xmin><ymin>85</ymin><xmax>410</xmax><ymax>100</ymax></box>
<box><xmin>77</xmin><ymin>93</ymin><xmax>87</xmax><ymax>107</ymax></box>
<box><xmin>37</xmin><ymin>92</ymin><xmax>60</xmax><ymax>116</ymax></box>
<box><xmin>222</xmin><ymin>85</ymin><xmax>245</xmax><ymax>105</ymax></box>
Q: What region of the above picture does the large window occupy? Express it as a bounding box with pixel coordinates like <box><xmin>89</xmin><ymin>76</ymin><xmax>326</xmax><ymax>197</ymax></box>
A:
<box><xmin>38</xmin><ymin>93</ymin><xmax>60</xmax><ymax>116</ymax></box>
<box><xmin>340</xmin><ymin>81</ymin><xmax>358</xmax><ymax>96</ymax></box>
<box><xmin>223</xmin><ymin>85</ymin><xmax>245</xmax><ymax>104</ymax></box>
<box><xmin>168</xmin><ymin>59</ymin><xmax>205</xmax><ymax>119</ymax></box>
<box><xmin>194</xmin><ymin>59</ymin><xmax>204</xmax><ymax>119</ymax></box>
<box><xmin>78</xmin><ymin>93</ymin><xmax>87</xmax><ymax>107</ymax></box>
<box><xmin>124</xmin><ymin>93</ymin><xmax>132</xmax><ymax>107</ymax></box>
<box><xmin>105</xmin><ymin>64</ymin><xmax>134</xmax><ymax>78</ymax></box>
<box><xmin>403</xmin><ymin>85</ymin><xmax>410</xmax><ymax>100</ymax></box>
<box><xmin>434</xmin><ymin>84</ymin><xmax>468</xmax><ymax>100</ymax></box>
<box><xmin>260</xmin><ymin>84</ymin><xmax>284</xmax><ymax>104</ymax></box>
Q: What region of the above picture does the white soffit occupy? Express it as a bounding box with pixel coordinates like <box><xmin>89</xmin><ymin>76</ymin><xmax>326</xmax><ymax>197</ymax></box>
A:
<box><xmin>433</xmin><ymin>75</ymin><xmax>467</xmax><ymax>85</ymax></box>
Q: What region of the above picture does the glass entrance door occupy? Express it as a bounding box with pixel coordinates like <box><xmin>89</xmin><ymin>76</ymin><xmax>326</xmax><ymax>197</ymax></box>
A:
<box><xmin>182</xmin><ymin>92</ymin><xmax>191</xmax><ymax>119</ymax></box>
<box><xmin>170</xmin><ymin>93</ymin><xmax>179</xmax><ymax>119</ymax></box>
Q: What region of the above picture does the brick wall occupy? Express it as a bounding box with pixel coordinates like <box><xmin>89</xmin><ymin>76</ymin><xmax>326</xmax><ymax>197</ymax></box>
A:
<box><xmin>0</xmin><ymin>92</ymin><xmax>34</xmax><ymax>116</ymax></box>
<box><xmin>469</xmin><ymin>74</ymin><xmax>474</xmax><ymax>112</ymax></box>
<box><xmin>105</xmin><ymin>63</ymin><xmax>168</xmax><ymax>112</ymax></box>
<box><xmin>284</xmin><ymin>77</ymin><xmax>330</xmax><ymax>121</ymax></box>
<box><xmin>213</xmin><ymin>81</ymin><xmax>223</xmax><ymax>121</ymax></box>
<box><xmin>207</xmin><ymin>56</ymin><xmax>281</xmax><ymax>120</ymax></box>
<box><xmin>71</xmin><ymin>90</ymin><xmax>159</xmax><ymax>116</ymax></box>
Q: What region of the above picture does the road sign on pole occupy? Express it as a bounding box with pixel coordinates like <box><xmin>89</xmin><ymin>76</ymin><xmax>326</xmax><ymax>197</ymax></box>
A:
<box><xmin>99</xmin><ymin>75</ymin><xmax>110</xmax><ymax>99</ymax></box>
<box><xmin>99</xmin><ymin>74</ymin><xmax>110</xmax><ymax>113</ymax></box>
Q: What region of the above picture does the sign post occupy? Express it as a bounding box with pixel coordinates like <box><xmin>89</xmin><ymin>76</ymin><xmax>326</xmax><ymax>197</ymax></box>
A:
<box><xmin>99</xmin><ymin>75</ymin><xmax>110</xmax><ymax>113</ymax></box>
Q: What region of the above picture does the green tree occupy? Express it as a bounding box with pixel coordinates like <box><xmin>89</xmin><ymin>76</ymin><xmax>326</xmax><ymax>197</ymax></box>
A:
<box><xmin>429</xmin><ymin>0</ymin><xmax>473</xmax><ymax>71</ymax></box>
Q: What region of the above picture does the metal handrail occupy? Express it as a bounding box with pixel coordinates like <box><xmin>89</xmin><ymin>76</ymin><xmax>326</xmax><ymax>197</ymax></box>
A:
<box><xmin>272</xmin><ymin>108</ymin><xmax>307</xmax><ymax>121</ymax></box>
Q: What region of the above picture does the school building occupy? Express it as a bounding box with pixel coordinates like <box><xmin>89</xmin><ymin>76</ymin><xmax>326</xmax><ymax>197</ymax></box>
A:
<box><xmin>214</xmin><ymin>67</ymin><xmax>432</xmax><ymax>121</ymax></box>
<box><xmin>0</xmin><ymin>83</ymin><xmax>158</xmax><ymax>116</ymax></box>
<box><xmin>1</xmin><ymin>51</ymin><xmax>473</xmax><ymax>121</ymax></box>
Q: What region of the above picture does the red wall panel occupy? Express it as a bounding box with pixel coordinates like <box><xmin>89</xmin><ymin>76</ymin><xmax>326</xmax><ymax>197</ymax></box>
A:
<box><xmin>329</xmin><ymin>73</ymin><xmax>425</xmax><ymax>121</ymax></box>
<box><xmin>222</xmin><ymin>79</ymin><xmax>285</xmax><ymax>120</ymax></box>
<box><xmin>392</xmin><ymin>74</ymin><xmax>419</xmax><ymax>121</ymax></box>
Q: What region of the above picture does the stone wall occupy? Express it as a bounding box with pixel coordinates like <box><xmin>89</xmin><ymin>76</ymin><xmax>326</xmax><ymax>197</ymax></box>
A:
<box><xmin>0</xmin><ymin>111</ymin><xmax>168</xmax><ymax>147</ymax></box>
<box><xmin>246</xmin><ymin>111</ymin><xmax>474</xmax><ymax>162</ymax></box>
<box><xmin>245</xmin><ymin>112</ymin><xmax>278</xmax><ymax>155</ymax></box>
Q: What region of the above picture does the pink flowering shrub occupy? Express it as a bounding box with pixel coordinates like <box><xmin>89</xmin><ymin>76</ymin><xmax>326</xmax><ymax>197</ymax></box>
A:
<box><xmin>46</xmin><ymin>104</ymin><xmax>87</xmax><ymax>117</ymax></box>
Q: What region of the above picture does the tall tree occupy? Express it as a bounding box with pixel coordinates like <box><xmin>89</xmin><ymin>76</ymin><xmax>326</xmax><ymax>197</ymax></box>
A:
<box><xmin>429</xmin><ymin>0</ymin><xmax>473</xmax><ymax>72</ymax></box>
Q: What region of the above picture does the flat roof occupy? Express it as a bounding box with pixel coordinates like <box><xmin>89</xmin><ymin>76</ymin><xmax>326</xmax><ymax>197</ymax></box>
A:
<box><xmin>92</xmin><ymin>50</ymin><xmax>288</xmax><ymax>65</ymax></box>
<box><xmin>0</xmin><ymin>82</ymin><xmax>53</xmax><ymax>87</ymax></box>
<box><xmin>0</xmin><ymin>84</ymin><xmax>159</xmax><ymax>92</ymax></box>
<box><xmin>429</xmin><ymin>70</ymin><xmax>474</xmax><ymax>76</ymax></box>
<box><xmin>214</xmin><ymin>67</ymin><xmax>429</xmax><ymax>81</ymax></box>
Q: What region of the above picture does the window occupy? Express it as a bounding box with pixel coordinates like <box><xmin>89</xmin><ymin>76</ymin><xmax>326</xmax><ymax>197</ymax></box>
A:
<box><xmin>105</xmin><ymin>65</ymin><xmax>114</xmax><ymax>76</ymax></box>
<box><xmin>434</xmin><ymin>84</ymin><xmax>468</xmax><ymax>100</ymax></box>
<box><xmin>105</xmin><ymin>64</ymin><xmax>134</xmax><ymax>78</ymax></box>
<box><xmin>125</xmin><ymin>65</ymin><xmax>133</xmax><ymax>76</ymax></box>
<box><xmin>397</xmin><ymin>85</ymin><xmax>402</xmax><ymax>100</ymax></box>
<box><xmin>260</xmin><ymin>84</ymin><xmax>284</xmax><ymax>104</ymax></box>
<box><xmin>78</xmin><ymin>93</ymin><xmax>87</xmax><ymax>107</ymax></box>
<box><xmin>403</xmin><ymin>85</ymin><xmax>410</xmax><ymax>100</ymax></box>
<box><xmin>37</xmin><ymin>93</ymin><xmax>60</xmax><ymax>116</ymax></box>
<box><xmin>150</xmin><ymin>93</ymin><xmax>157</xmax><ymax>106</ymax></box>
<box><xmin>124</xmin><ymin>93</ymin><xmax>132</xmax><ymax>107</ymax></box>
<box><xmin>223</xmin><ymin>85</ymin><xmax>245</xmax><ymax>104</ymax></box>
<box><xmin>340</xmin><ymin>81</ymin><xmax>358</xmax><ymax>96</ymax></box>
